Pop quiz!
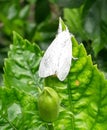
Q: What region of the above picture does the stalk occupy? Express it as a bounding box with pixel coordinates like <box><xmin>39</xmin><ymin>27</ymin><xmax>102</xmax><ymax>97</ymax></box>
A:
<box><xmin>47</xmin><ymin>123</ymin><xmax>54</xmax><ymax>130</ymax></box>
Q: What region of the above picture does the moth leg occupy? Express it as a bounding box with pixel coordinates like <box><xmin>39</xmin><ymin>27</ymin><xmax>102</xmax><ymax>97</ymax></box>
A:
<box><xmin>72</xmin><ymin>56</ymin><xmax>78</xmax><ymax>60</ymax></box>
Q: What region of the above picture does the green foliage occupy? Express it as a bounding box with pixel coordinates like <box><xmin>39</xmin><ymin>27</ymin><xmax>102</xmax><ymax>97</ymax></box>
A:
<box><xmin>1</xmin><ymin>0</ymin><xmax>107</xmax><ymax>83</ymax></box>
<box><xmin>45</xmin><ymin>37</ymin><xmax>107</xmax><ymax>129</ymax></box>
<box><xmin>1</xmin><ymin>20</ymin><xmax>107</xmax><ymax>129</ymax></box>
<box><xmin>64</xmin><ymin>0</ymin><xmax>107</xmax><ymax>56</ymax></box>
<box><xmin>4</xmin><ymin>32</ymin><xmax>43</xmax><ymax>96</ymax></box>
<box><xmin>0</xmin><ymin>87</ymin><xmax>42</xmax><ymax>130</ymax></box>
<box><xmin>0</xmin><ymin>1</ymin><xmax>30</xmax><ymax>37</ymax></box>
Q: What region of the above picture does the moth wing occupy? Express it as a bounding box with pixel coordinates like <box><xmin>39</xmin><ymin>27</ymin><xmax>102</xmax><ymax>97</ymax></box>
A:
<box><xmin>56</xmin><ymin>31</ymin><xmax>72</xmax><ymax>81</ymax></box>
<box><xmin>39</xmin><ymin>30</ymin><xmax>72</xmax><ymax>81</ymax></box>
<box><xmin>38</xmin><ymin>34</ymin><xmax>60</xmax><ymax>78</ymax></box>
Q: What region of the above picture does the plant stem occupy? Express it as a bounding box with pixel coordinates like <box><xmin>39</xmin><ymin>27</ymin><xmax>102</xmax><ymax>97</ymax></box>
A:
<box><xmin>47</xmin><ymin>123</ymin><xmax>54</xmax><ymax>130</ymax></box>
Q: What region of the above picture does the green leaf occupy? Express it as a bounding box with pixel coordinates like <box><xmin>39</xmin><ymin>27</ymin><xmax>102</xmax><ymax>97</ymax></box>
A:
<box><xmin>19</xmin><ymin>5</ymin><xmax>30</xmax><ymax>19</ymax></box>
<box><xmin>59</xmin><ymin>17</ymin><xmax>67</xmax><ymax>31</ymax></box>
<box><xmin>0</xmin><ymin>87</ymin><xmax>44</xmax><ymax>130</ymax></box>
<box><xmin>64</xmin><ymin>0</ymin><xmax>107</xmax><ymax>55</ymax></box>
<box><xmin>64</xmin><ymin>7</ymin><xmax>87</xmax><ymax>40</ymax></box>
<box><xmin>2</xmin><ymin>19</ymin><xmax>107</xmax><ymax>129</ymax></box>
<box><xmin>4</xmin><ymin>31</ymin><xmax>43</xmax><ymax>96</ymax></box>
<box><xmin>45</xmin><ymin>37</ymin><xmax>107</xmax><ymax>129</ymax></box>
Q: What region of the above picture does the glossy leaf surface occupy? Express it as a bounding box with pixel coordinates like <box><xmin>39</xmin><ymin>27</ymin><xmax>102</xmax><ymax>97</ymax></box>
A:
<box><xmin>2</xmin><ymin>20</ymin><xmax>107</xmax><ymax>129</ymax></box>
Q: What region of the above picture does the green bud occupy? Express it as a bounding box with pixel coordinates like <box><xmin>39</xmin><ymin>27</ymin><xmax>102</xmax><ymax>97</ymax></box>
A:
<box><xmin>38</xmin><ymin>87</ymin><xmax>60</xmax><ymax>122</ymax></box>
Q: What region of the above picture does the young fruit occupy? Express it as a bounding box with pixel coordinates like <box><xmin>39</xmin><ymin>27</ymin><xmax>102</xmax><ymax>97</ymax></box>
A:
<box><xmin>38</xmin><ymin>87</ymin><xmax>60</xmax><ymax>122</ymax></box>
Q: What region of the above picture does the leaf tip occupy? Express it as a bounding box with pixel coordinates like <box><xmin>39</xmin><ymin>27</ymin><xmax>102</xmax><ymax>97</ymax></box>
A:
<box><xmin>58</xmin><ymin>17</ymin><xmax>67</xmax><ymax>32</ymax></box>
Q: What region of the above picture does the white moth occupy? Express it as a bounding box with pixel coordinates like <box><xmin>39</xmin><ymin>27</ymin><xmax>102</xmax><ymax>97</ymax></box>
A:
<box><xmin>38</xmin><ymin>18</ymin><xmax>73</xmax><ymax>81</ymax></box>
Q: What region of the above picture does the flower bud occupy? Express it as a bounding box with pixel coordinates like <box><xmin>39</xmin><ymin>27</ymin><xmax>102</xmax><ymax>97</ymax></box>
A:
<box><xmin>38</xmin><ymin>87</ymin><xmax>59</xmax><ymax>122</ymax></box>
